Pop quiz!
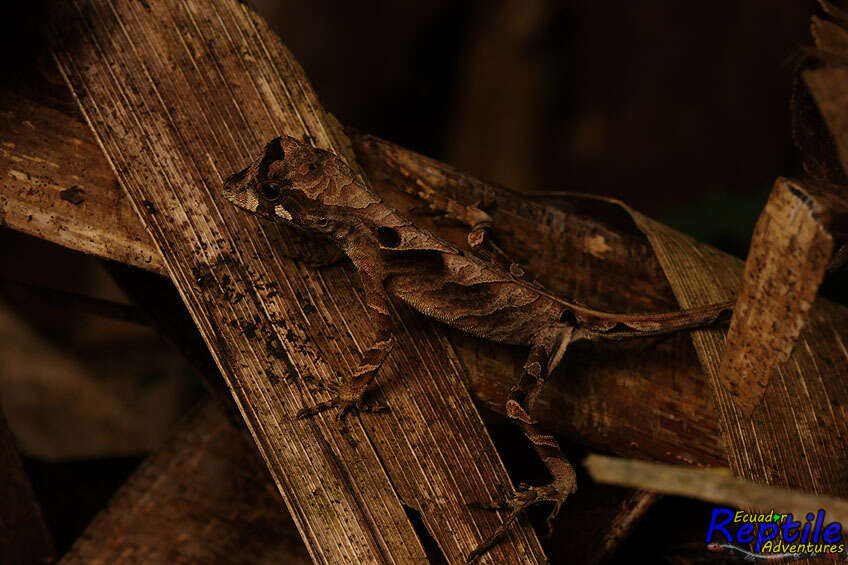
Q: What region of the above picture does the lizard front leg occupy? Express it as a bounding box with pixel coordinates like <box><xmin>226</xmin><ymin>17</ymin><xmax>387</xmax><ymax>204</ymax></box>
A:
<box><xmin>458</xmin><ymin>206</ymin><xmax>525</xmax><ymax>274</ymax></box>
<box><xmin>406</xmin><ymin>192</ymin><xmax>523</xmax><ymax>273</ymax></box>
<box><xmin>468</xmin><ymin>325</ymin><xmax>577</xmax><ymax>562</ymax></box>
<box><xmin>296</xmin><ymin>265</ymin><xmax>394</xmax><ymax>422</ymax></box>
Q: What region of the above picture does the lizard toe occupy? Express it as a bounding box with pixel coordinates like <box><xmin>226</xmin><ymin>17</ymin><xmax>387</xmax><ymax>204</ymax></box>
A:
<box><xmin>466</xmin><ymin>480</ymin><xmax>573</xmax><ymax>563</ymax></box>
<box><xmin>295</xmin><ymin>398</ymin><xmax>339</xmax><ymax>419</ymax></box>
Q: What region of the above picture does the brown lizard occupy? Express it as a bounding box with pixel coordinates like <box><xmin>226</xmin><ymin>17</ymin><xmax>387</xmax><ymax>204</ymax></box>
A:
<box><xmin>222</xmin><ymin>136</ymin><xmax>733</xmax><ymax>561</ymax></box>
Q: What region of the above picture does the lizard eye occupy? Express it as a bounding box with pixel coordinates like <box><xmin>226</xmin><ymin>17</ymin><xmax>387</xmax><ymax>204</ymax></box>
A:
<box><xmin>257</xmin><ymin>181</ymin><xmax>283</xmax><ymax>202</ymax></box>
<box><xmin>315</xmin><ymin>217</ymin><xmax>329</xmax><ymax>227</ymax></box>
<box><xmin>376</xmin><ymin>227</ymin><xmax>401</xmax><ymax>247</ymax></box>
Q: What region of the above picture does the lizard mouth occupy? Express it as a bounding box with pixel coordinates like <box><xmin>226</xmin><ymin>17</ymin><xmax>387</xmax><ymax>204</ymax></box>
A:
<box><xmin>221</xmin><ymin>184</ymin><xmax>260</xmax><ymax>213</ymax></box>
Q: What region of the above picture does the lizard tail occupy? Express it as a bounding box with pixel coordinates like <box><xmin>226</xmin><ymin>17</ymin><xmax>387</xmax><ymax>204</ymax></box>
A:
<box><xmin>571</xmin><ymin>298</ymin><xmax>735</xmax><ymax>340</ymax></box>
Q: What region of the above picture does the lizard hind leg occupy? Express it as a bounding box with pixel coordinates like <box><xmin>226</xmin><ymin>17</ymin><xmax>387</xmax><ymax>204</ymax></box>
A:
<box><xmin>468</xmin><ymin>325</ymin><xmax>577</xmax><ymax>562</ymax></box>
<box><xmin>466</xmin><ymin>215</ymin><xmax>526</xmax><ymax>276</ymax></box>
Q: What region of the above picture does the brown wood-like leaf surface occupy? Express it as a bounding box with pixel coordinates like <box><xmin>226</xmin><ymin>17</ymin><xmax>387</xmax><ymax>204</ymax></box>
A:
<box><xmin>0</xmin><ymin>85</ymin><xmax>161</xmax><ymax>273</ymax></box>
<box><xmin>803</xmin><ymin>7</ymin><xmax>848</xmax><ymax>181</ymax></box>
<box><xmin>530</xmin><ymin>176</ymin><xmax>848</xmax><ymax>561</ymax></box>
<box><xmin>50</xmin><ymin>1</ymin><xmax>543</xmax><ymax>563</ymax></box>
<box><xmin>586</xmin><ymin>454</ymin><xmax>848</xmax><ymax>528</ymax></box>
<box><xmin>718</xmin><ymin>178</ymin><xmax>848</xmax><ymax>416</ymax></box>
<box><xmin>799</xmin><ymin>6</ymin><xmax>848</xmax><ymax>277</ymax></box>
<box><xmin>0</xmin><ymin>75</ymin><xmax>726</xmax><ymax>467</ymax></box>
<box><xmin>61</xmin><ymin>399</ymin><xmax>311</xmax><ymax>565</ymax></box>
<box><xmin>623</xmin><ymin>205</ymin><xmax>848</xmax><ymax>553</ymax></box>
<box><xmin>10</xmin><ymin>5</ymin><xmax>848</xmax><ymax>560</ymax></box>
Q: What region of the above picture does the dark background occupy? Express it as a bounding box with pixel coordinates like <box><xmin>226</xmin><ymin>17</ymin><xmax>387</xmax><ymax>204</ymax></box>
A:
<box><xmin>0</xmin><ymin>0</ymin><xmax>828</xmax><ymax>561</ymax></box>
<box><xmin>253</xmin><ymin>0</ymin><xmax>816</xmax><ymax>256</ymax></box>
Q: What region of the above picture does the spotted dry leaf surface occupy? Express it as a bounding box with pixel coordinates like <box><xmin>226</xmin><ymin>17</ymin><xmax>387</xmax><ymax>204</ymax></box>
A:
<box><xmin>50</xmin><ymin>1</ymin><xmax>544</xmax><ymax>563</ymax></box>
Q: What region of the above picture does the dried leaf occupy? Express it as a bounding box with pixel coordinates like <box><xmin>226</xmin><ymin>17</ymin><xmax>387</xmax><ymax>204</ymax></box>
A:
<box><xmin>718</xmin><ymin>178</ymin><xmax>844</xmax><ymax>416</ymax></box>
<box><xmin>586</xmin><ymin>454</ymin><xmax>848</xmax><ymax>527</ymax></box>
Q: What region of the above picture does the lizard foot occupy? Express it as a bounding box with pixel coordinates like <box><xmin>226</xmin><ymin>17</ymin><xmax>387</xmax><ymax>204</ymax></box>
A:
<box><xmin>295</xmin><ymin>383</ymin><xmax>388</xmax><ymax>422</ymax></box>
<box><xmin>466</xmin><ymin>476</ymin><xmax>575</xmax><ymax>563</ymax></box>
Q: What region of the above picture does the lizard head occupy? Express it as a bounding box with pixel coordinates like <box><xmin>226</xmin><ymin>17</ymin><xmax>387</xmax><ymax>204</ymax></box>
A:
<box><xmin>222</xmin><ymin>136</ymin><xmax>348</xmax><ymax>233</ymax></box>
